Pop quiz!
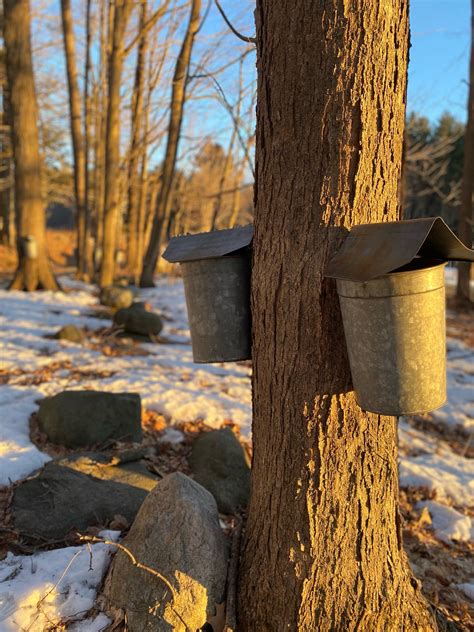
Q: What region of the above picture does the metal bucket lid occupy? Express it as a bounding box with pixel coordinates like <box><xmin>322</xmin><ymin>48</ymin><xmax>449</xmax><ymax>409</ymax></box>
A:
<box><xmin>162</xmin><ymin>225</ymin><xmax>253</xmax><ymax>263</ymax></box>
<box><xmin>326</xmin><ymin>217</ymin><xmax>474</xmax><ymax>282</ymax></box>
<box><xmin>336</xmin><ymin>259</ymin><xmax>446</xmax><ymax>298</ymax></box>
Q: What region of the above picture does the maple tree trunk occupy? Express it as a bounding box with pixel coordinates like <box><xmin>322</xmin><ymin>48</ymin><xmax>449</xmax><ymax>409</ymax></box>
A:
<box><xmin>238</xmin><ymin>1</ymin><xmax>435</xmax><ymax>630</ymax></box>
<box><xmin>4</xmin><ymin>0</ymin><xmax>58</xmax><ymax>291</ymax></box>
<box><xmin>92</xmin><ymin>0</ymin><xmax>113</xmax><ymax>273</ymax></box>
<box><xmin>99</xmin><ymin>0</ymin><xmax>132</xmax><ymax>288</ymax></box>
<box><xmin>211</xmin><ymin>127</ymin><xmax>236</xmax><ymax>230</ymax></box>
<box><xmin>60</xmin><ymin>0</ymin><xmax>87</xmax><ymax>280</ymax></box>
<box><xmin>127</xmin><ymin>0</ymin><xmax>148</xmax><ymax>285</ymax></box>
<box><xmin>457</xmin><ymin>0</ymin><xmax>474</xmax><ymax>303</ymax></box>
<box><xmin>0</xmin><ymin>79</ymin><xmax>15</xmax><ymax>247</ymax></box>
<box><xmin>136</xmin><ymin>129</ymin><xmax>150</xmax><ymax>276</ymax></box>
<box><xmin>140</xmin><ymin>0</ymin><xmax>201</xmax><ymax>287</ymax></box>
<box><xmin>82</xmin><ymin>0</ymin><xmax>94</xmax><ymax>280</ymax></box>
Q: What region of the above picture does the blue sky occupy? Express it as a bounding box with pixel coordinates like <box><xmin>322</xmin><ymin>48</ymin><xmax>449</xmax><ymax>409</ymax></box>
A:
<box><xmin>408</xmin><ymin>0</ymin><xmax>470</xmax><ymax>122</ymax></box>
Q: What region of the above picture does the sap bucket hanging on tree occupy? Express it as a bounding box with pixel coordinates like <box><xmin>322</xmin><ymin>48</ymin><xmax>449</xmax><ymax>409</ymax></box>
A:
<box><xmin>326</xmin><ymin>217</ymin><xmax>474</xmax><ymax>416</ymax></box>
<box><xmin>162</xmin><ymin>226</ymin><xmax>253</xmax><ymax>363</ymax></box>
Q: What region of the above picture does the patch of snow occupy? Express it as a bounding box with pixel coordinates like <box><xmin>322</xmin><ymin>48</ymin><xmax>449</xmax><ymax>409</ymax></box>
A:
<box><xmin>0</xmin><ymin>386</ymin><xmax>51</xmax><ymax>485</ymax></box>
<box><xmin>69</xmin><ymin>612</ymin><xmax>111</xmax><ymax>631</ymax></box>
<box><xmin>0</xmin><ymin>532</ymin><xmax>119</xmax><ymax>631</ymax></box>
<box><xmin>158</xmin><ymin>427</ymin><xmax>185</xmax><ymax>444</ymax></box>
<box><xmin>416</xmin><ymin>500</ymin><xmax>474</xmax><ymax>544</ymax></box>
<box><xmin>434</xmin><ymin>339</ymin><xmax>474</xmax><ymax>432</ymax></box>
<box><xmin>399</xmin><ymin>445</ymin><xmax>474</xmax><ymax>505</ymax></box>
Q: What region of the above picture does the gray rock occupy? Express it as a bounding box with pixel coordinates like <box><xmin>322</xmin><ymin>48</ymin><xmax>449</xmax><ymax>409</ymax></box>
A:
<box><xmin>12</xmin><ymin>462</ymin><xmax>149</xmax><ymax>541</ymax></box>
<box><xmin>100</xmin><ymin>286</ymin><xmax>134</xmax><ymax>310</ymax></box>
<box><xmin>105</xmin><ymin>472</ymin><xmax>228</xmax><ymax>631</ymax></box>
<box><xmin>189</xmin><ymin>428</ymin><xmax>250</xmax><ymax>514</ymax></box>
<box><xmin>37</xmin><ymin>390</ymin><xmax>142</xmax><ymax>448</ymax></box>
<box><xmin>54</xmin><ymin>325</ymin><xmax>84</xmax><ymax>343</ymax></box>
<box><xmin>114</xmin><ymin>306</ymin><xmax>163</xmax><ymax>337</ymax></box>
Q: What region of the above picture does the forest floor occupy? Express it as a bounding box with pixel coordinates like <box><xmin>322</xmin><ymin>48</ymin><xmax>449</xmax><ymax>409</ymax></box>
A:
<box><xmin>0</xmin><ymin>237</ymin><xmax>472</xmax><ymax>630</ymax></box>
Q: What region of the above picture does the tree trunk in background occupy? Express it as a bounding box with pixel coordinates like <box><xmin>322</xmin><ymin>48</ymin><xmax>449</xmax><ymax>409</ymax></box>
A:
<box><xmin>92</xmin><ymin>0</ymin><xmax>113</xmax><ymax>273</ymax></box>
<box><xmin>0</xmin><ymin>73</ymin><xmax>15</xmax><ymax>247</ymax></box>
<box><xmin>136</xmin><ymin>111</ymin><xmax>150</xmax><ymax>275</ymax></box>
<box><xmin>228</xmin><ymin>140</ymin><xmax>253</xmax><ymax>228</ymax></box>
<box><xmin>100</xmin><ymin>0</ymin><xmax>132</xmax><ymax>288</ymax></box>
<box><xmin>457</xmin><ymin>0</ymin><xmax>474</xmax><ymax>303</ymax></box>
<box><xmin>60</xmin><ymin>0</ymin><xmax>87</xmax><ymax>279</ymax></box>
<box><xmin>211</xmin><ymin>127</ymin><xmax>236</xmax><ymax>230</ymax></box>
<box><xmin>140</xmin><ymin>0</ymin><xmax>201</xmax><ymax>287</ymax></box>
<box><xmin>127</xmin><ymin>0</ymin><xmax>148</xmax><ymax>285</ymax></box>
<box><xmin>4</xmin><ymin>0</ymin><xmax>58</xmax><ymax>291</ymax></box>
<box><xmin>238</xmin><ymin>1</ymin><xmax>435</xmax><ymax>630</ymax></box>
<box><xmin>82</xmin><ymin>0</ymin><xmax>94</xmax><ymax>279</ymax></box>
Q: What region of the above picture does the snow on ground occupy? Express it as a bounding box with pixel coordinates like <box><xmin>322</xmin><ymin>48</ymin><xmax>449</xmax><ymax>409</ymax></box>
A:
<box><xmin>0</xmin><ymin>272</ymin><xmax>472</xmax><ymax>626</ymax></box>
<box><xmin>399</xmin><ymin>419</ymin><xmax>474</xmax><ymax>506</ymax></box>
<box><xmin>0</xmin><ymin>276</ymin><xmax>252</xmax><ymax>486</ymax></box>
<box><xmin>0</xmin><ymin>531</ymin><xmax>119</xmax><ymax>631</ymax></box>
<box><xmin>416</xmin><ymin>500</ymin><xmax>474</xmax><ymax>544</ymax></box>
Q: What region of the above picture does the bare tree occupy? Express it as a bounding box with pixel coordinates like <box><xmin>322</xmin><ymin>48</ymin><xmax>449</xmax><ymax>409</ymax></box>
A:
<box><xmin>4</xmin><ymin>0</ymin><xmax>58</xmax><ymax>291</ymax></box>
<box><xmin>127</xmin><ymin>0</ymin><xmax>148</xmax><ymax>284</ymax></box>
<box><xmin>99</xmin><ymin>0</ymin><xmax>133</xmax><ymax>288</ymax></box>
<box><xmin>238</xmin><ymin>1</ymin><xmax>435</xmax><ymax>629</ymax></box>
<box><xmin>140</xmin><ymin>0</ymin><xmax>202</xmax><ymax>287</ymax></box>
<box><xmin>0</xmin><ymin>48</ymin><xmax>15</xmax><ymax>247</ymax></box>
<box><xmin>458</xmin><ymin>0</ymin><xmax>474</xmax><ymax>303</ymax></box>
<box><xmin>82</xmin><ymin>0</ymin><xmax>94</xmax><ymax>279</ymax></box>
<box><xmin>60</xmin><ymin>0</ymin><xmax>87</xmax><ymax>279</ymax></box>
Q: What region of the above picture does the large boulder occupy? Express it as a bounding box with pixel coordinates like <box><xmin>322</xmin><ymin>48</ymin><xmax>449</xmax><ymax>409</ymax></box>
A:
<box><xmin>100</xmin><ymin>286</ymin><xmax>134</xmax><ymax>310</ymax></box>
<box><xmin>104</xmin><ymin>472</ymin><xmax>228</xmax><ymax>631</ymax></box>
<box><xmin>37</xmin><ymin>391</ymin><xmax>142</xmax><ymax>448</ymax></box>
<box><xmin>12</xmin><ymin>461</ymin><xmax>153</xmax><ymax>541</ymax></box>
<box><xmin>114</xmin><ymin>306</ymin><xmax>163</xmax><ymax>337</ymax></box>
<box><xmin>188</xmin><ymin>428</ymin><xmax>250</xmax><ymax>514</ymax></box>
<box><xmin>53</xmin><ymin>324</ymin><xmax>85</xmax><ymax>343</ymax></box>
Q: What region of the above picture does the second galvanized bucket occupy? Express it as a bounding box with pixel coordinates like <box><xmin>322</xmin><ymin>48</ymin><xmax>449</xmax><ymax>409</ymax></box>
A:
<box><xmin>336</xmin><ymin>259</ymin><xmax>447</xmax><ymax>415</ymax></box>
<box><xmin>181</xmin><ymin>254</ymin><xmax>251</xmax><ymax>363</ymax></box>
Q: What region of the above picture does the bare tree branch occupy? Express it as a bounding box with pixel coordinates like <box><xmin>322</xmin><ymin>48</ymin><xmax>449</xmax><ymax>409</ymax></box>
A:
<box><xmin>214</xmin><ymin>0</ymin><xmax>256</xmax><ymax>44</ymax></box>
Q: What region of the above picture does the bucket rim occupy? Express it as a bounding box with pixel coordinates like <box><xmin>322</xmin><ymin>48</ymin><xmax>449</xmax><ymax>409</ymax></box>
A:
<box><xmin>336</xmin><ymin>258</ymin><xmax>446</xmax><ymax>296</ymax></box>
<box><xmin>357</xmin><ymin>398</ymin><xmax>447</xmax><ymax>416</ymax></box>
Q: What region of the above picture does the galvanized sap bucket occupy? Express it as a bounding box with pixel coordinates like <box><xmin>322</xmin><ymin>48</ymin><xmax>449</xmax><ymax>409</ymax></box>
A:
<box><xmin>337</xmin><ymin>259</ymin><xmax>446</xmax><ymax>415</ymax></box>
<box><xmin>326</xmin><ymin>217</ymin><xmax>474</xmax><ymax>416</ymax></box>
<box><xmin>162</xmin><ymin>226</ymin><xmax>253</xmax><ymax>363</ymax></box>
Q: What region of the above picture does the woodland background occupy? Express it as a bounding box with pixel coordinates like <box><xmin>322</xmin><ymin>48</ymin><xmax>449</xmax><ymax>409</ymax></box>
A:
<box><xmin>0</xmin><ymin>1</ymin><xmax>468</xmax><ymax>284</ymax></box>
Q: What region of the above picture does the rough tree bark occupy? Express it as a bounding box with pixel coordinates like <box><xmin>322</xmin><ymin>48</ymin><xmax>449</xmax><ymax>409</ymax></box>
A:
<box><xmin>457</xmin><ymin>0</ymin><xmax>474</xmax><ymax>304</ymax></box>
<box><xmin>140</xmin><ymin>0</ymin><xmax>201</xmax><ymax>287</ymax></box>
<box><xmin>127</xmin><ymin>0</ymin><xmax>148</xmax><ymax>284</ymax></box>
<box><xmin>238</xmin><ymin>1</ymin><xmax>436</xmax><ymax>630</ymax></box>
<box><xmin>4</xmin><ymin>0</ymin><xmax>58</xmax><ymax>291</ymax></box>
<box><xmin>60</xmin><ymin>0</ymin><xmax>87</xmax><ymax>279</ymax></box>
<box><xmin>99</xmin><ymin>0</ymin><xmax>133</xmax><ymax>288</ymax></box>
